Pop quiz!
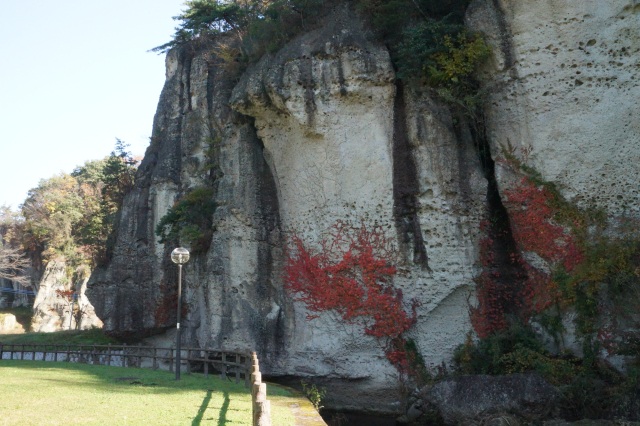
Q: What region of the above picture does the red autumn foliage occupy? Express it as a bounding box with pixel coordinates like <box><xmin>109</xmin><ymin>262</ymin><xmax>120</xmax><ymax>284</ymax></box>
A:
<box><xmin>471</xmin><ymin>177</ymin><xmax>584</xmax><ymax>338</ymax></box>
<box><xmin>284</xmin><ymin>222</ymin><xmax>418</xmax><ymax>370</ymax></box>
<box><xmin>471</xmin><ymin>269</ymin><xmax>509</xmax><ymax>338</ymax></box>
<box><xmin>56</xmin><ymin>289</ymin><xmax>76</xmax><ymax>302</ymax></box>
<box><xmin>504</xmin><ymin>177</ymin><xmax>584</xmax><ymax>272</ymax></box>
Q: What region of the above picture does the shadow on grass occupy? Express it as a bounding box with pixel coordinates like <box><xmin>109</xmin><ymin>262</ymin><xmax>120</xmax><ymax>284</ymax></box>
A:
<box><xmin>218</xmin><ymin>391</ymin><xmax>230</xmax><ymax>426</ymax></box>
<box><xmin>192</xmin><ymin>389</ymin><xmax>212</xmax><ymax>425</ymax></box>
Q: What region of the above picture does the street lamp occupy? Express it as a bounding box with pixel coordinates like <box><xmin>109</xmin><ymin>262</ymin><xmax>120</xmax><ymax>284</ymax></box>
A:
<box><xmin>171</xmin><ymin>247</ymin><xmax>190</xmax><ymax>380</ymax></box>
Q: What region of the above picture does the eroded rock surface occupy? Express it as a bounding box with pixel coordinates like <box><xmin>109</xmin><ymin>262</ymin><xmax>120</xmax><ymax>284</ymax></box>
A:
<box><xmin>87</xmin><ymin>1</ymin><xmax>640</xmax><ymax>414</ymax></box>
<box><xmin>32</xmin><ymin>260</ymin><xmax>102</xmax><ymax>332</ymax></box>
<box><xmin>468</xmin><ymin>0</ymin><xmax>640</xmax><ymax>218</ymax></box>
<box><xmin>421</xmin><ymin>374</ymin><xmax>559</xmax><ymax>425</ymax></box>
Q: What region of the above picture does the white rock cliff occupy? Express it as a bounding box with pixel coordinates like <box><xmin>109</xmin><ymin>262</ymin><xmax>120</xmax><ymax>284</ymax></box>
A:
<box><xmin>87</xmin><ymin>0</ymin><xmax>639</xmax><ymax>413</ymax></box>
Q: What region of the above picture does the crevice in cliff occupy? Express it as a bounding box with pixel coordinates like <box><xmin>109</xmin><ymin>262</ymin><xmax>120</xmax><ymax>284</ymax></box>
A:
<box><xmin>253</xmin><ymin>124</ymin><xmax>287</xmax><ymax>358</ymax></box>
<box><xmin>174</xmin><ymin>49</ymin><xmax>193</xmax><ymax>183</ymax></box>
<box><xmin>466</xmin><ymin>113</ymin><xmax>527</xmax><ymax>318</ymax></box>
<box><xmin>183</xmin><ymin>50</ymin><xmax>193</xmax><ymax>113</ymax></box>
<box><xmin>490</xmin><ymin>0</ymin><xmax>516</xmax><ymax>71</ymax></box>
<box><xmin>299</xmin><ymin>57</ymin><xmax>317</xmax><ymax>128</ymax></box>
<box><xmin>392</xmin><ymin>81</ymin><xmax>430</xmax><ymax>270</ymax></box>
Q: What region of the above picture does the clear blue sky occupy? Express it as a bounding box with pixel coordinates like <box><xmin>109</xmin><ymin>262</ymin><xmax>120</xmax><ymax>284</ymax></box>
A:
<box><xmin>0</xmin><ymin>1</ymin><xmax>186</xmax><ymax>210</ymax></box>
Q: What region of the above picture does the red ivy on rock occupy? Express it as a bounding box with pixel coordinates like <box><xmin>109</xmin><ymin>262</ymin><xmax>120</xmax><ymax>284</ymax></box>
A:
<box><xmin>56</xmin><ymin>289</ymin><xmax>75</xmax><ymax>301</ymax></box>
<box><xmin>504</xmin><ymin>177</ymin><xmax>583</xmax><ymax>272</ymax></box>
<box><xmin>284</xmin><ymin>222</ymin><xmax>418</xmax><ymax>371</ymax></box>
<box><xmin>471</xmin><ymin>177</ymin><xmax>585</xmax><ymax>338</ymax></box>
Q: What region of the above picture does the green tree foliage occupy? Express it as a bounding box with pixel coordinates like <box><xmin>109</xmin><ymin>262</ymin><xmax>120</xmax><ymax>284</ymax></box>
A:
<box><xmin>152</xmin><ymin>0</ymin><xmax>325</xmax><ymax>61</ymax></box>
<box><xmin>355</xmin><ymin>0</ymin><xmax>489</xmax><ymax>111</ymax></box>
<box><xmin>98</xmin><ymin>139</ymin><xmax>137</xmax><ymax>222</ymax></box>
<box><xmin>21</xmin><ymin>174</ymin><xmax>85</xmax><ymax>261</ymax></box>
<box><xmin>154</xmin><ymin>0</ymin><xmax>488</xmax><ymax>112</ymax></box>
<box><xmin>20</xmin><ymin>140</ymin><xmax>138</xmax><ymax>268</ymax></box>
<box><xmin>155</xmin><ymin>186</ymin><xmax>216</xmax><ymax>253</ymax></box>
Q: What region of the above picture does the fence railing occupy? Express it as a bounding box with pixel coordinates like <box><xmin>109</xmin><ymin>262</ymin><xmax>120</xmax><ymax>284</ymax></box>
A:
<box><xmin>0</xmin><ymin>343</ymin><xmax>251</xmax><ymax>385</ymax></box>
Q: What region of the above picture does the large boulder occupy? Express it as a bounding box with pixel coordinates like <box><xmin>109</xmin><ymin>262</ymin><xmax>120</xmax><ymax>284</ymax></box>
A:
<box><xmin>0</xmin><ymin>313</ymin><xmax>23</xmax><ymax>334</ymax></box>
<box><xmin>404</xmin><ymin>374</ymin><xmax>560</xmax><ymax>425</ymax></box>
<box><xmin>87</xmin><ymin>0</ymin><xmax>640</xmax><ymax>415</ymax></box>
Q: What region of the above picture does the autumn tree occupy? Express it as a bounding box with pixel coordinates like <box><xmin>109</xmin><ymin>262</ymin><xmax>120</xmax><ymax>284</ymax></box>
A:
<box><xmin>0</xmin><ymin>206</ymin><xmax>30</xmax><ymax>302</ymax></box>
<box><xmin>21</xmin><ymin>140</ymin><xmax>138</xmax><ymax>267</ymax></box>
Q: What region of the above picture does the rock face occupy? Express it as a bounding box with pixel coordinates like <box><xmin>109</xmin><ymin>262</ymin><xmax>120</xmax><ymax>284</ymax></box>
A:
<box><xmin>417</xmin><ymin>374</ymin><xmax>560</xmax><ymax>425</ymax></box>
<box><xmin>0</xmin><ymin>277</ymin><xmax>32</xmax><ymax>309</ymax></box>
<box><xmin>87</xmin><ymin>1</ymin><xmax>639</xmax><ymax>414</ymax></box>
<box><xmin>0</xmin><ymin>313</ymin><xmax>23</xmax><ymax>334</ymax></box>
<box><xmin>467</xmin><ymin>0</ymin><xmax>640</xmax><ymax>217</ymax></box>
<box><xmin>32</xmin><ymin>261</ymin><xmax>102</xmax><ymax>332</ymax></box>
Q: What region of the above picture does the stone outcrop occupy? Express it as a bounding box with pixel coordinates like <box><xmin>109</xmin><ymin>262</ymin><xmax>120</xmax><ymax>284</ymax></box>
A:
<box><xmin>0</xmin><ymin>313</ymin><xmax>23</xmax><ymax>334</ymax></box>
<box><xmin>400</xmin><ymin>373</ymin><xmax>560</xmax><ymax>425</ymax></box>
<box><xmin>31</xmin><ymin>260</ymin><xmax>102</xmax><ymax>332</ymax></box>
<box><xmin>87</xmin><ymin>0</ymin><xmax>639</xmax><ymax>414</ymax></box>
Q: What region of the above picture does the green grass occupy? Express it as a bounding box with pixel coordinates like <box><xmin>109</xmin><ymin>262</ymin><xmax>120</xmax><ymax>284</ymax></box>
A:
<box><xmin>0</xmin><ymin>327</ymin><xmax>121</xmax><ymax>346</ymax></box>
<box><xmin>0</xmin><ymin>360</ymin><xmax>297</xmax><ymax>425</ymax></box>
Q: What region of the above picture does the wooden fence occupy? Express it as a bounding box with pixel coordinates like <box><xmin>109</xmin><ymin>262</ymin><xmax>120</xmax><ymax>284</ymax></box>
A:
<box><xmin>0</xmin><ymin>343</ymin><xmax>251</xmax><ymax>385</ymax></box>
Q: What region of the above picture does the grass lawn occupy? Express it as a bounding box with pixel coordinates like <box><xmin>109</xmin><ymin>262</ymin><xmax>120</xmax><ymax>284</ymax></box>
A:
<box><xmin>0</xmin><ymin>360</ymin><xmax>298</xmax><ymax>426</ymax></box>
<box><xmin>0</xmin><ymin>327</ymin><xmax>121</xmax><ymax>346</ymax></box>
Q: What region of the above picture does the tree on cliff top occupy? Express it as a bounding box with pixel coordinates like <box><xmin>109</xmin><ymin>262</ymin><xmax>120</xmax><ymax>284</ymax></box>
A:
<box><xmin>151</xmin><ymin>0</ymin><xmax>327</xmax><ymax>58</ymax></box>
<box><xmin>152</xmin><ymin>0</ymin><xmax>488</xmax><ymax>113</ymax></box>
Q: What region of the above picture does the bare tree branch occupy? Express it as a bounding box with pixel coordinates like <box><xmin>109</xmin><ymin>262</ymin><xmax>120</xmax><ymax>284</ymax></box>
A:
<box><xmin>0</xmin><ymin>245</ymin><xmax>30</xmax><ymax>286</ymax></box>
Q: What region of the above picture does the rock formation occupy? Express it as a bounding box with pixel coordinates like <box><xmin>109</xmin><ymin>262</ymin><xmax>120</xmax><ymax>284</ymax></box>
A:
<box><xmin>468</xmin><ymin>0</ymin><xmax>640</xmax><ymax>216</ymax></box>
<box><xmin>0</xmin><ymin>313</ymin><xmax>24</xmax><ymax>334</ymax></box>
<box><xmin>32</xmin><ymin>261</ymin><xmax>102</xmax><ymax>332</ymax></box>
<box><xmin>87</xmin><ymin>0</ymin><xmax>639</xmax><ymax>414</ymax></box>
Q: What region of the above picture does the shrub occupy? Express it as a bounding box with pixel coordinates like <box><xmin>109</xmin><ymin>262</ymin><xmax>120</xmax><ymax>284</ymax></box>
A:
<box><xmin>155</xmin><ymin>186</ymin><xmax>216</xmax><ymax>253</ymax></box>
<box><xmin>300</xmin><ymin>380</ymin><xmax>326</xmax><ymax>411</ymax></box>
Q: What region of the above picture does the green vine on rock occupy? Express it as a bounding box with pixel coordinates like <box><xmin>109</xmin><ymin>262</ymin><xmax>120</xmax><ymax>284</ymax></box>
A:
<box><xmin>155</xmin><ymin>186</ymin><xmax>216</xmax><ymax>254</ymax></box>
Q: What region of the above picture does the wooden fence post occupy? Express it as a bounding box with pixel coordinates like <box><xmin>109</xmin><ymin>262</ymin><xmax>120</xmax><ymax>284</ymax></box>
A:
<box><xmin>251</xmin><ymin>352</ymin><xmax>271</xmax><ymax>426</ymax></box>
<box><xmin>255</xmin><ymin>400</ymin><xmax>271</xmax><ymax>426</ymax></box>
<box><xmin>204</xmin><ymin>350</ymin><xmax>209</xmax><ymax>378</ymax></box>
<box><xmin>152</xmin><ymin>347</ymin><xmax>158</xmax><ymax>370</ymax></box>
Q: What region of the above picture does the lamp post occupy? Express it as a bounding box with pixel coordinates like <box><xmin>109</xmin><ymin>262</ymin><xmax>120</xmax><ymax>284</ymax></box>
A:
<box><xmin>171</xmin><ymin>247</ymin><xmax>190</xmax><ymax>380</ymax></box>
